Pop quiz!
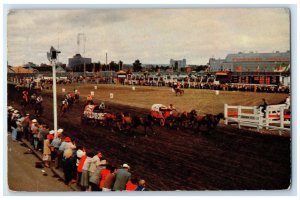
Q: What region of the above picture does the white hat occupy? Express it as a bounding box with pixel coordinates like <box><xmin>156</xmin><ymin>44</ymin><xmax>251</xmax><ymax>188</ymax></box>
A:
<box><xmin>122</xmin><ymin>163</ymin><xmax>130</xmax><ymax>169</ymax></box>
<box><xmin>14</xmin><ymin>110</ymin><xmax>19</xmax><ymax>113</ymax></box>
<box><xmin>32</xmin><ymin>119</ymin><xmax>37</xmax><ymax>123</ymax></box>
<box><xmin>8</xmin><ymin>106</ymin><xmax>13</xmax><ymax>110</ymax></box>
<box><xmin>49</xmin><ymin>130</ymin><xmax>55</xmax><ymax>135</ymax></box>
<box><xmin>57</xmin><ymin>128</ymin><xmax>63</xmax><ymax>132</ymax></box>
<box><xmin>26</xmin><ymin>113</ymin><xmax>30</xmax><ymax>116</ymax></box>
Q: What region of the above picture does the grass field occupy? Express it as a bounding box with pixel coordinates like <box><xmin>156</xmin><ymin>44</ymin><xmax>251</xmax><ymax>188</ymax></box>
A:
<box><xmin>52</xmin><ymin>84</ymin><xmax>288</xmax><ymax>115</ymax></box>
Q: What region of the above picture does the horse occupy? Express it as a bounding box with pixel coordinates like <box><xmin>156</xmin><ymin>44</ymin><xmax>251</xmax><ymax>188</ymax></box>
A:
<box><xmin>131</xmin><ymin>114</ymin><xmax>155</xmax><ymax>135</ymax></box>
<box><xmin>176</xmin><ymin>110</ymin><xmax>197</xmax><ymax>128</ymax></box>
<box><xmin>34</xmin><ymin>102</ymin><xmax>43</xmax><ymax>117</ymax></box>
<box><xmin>60</xmin><ymin>100</ymin><xmax>69</xmax><ymax>116</ymax></box>
<box><xmin>115</xmin><ymin>112</ymin><xmax>134</xmax><ymax>133</ymax></box>
<box><xmin>175</xmin><ymin>88</ymin><xmax>184</xmax><ymax>96</ymax></box>
<box><xmin>193</xmin><ymin>112</ymin><xmax>224</xmax><ymax>134</ymax></box>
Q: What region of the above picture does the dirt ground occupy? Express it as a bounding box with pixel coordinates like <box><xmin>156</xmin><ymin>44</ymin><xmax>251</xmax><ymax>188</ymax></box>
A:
<box><xmin>7</xmin><ymin>84</ymin><xmax>291</xmax><ymax>191</ymax></box>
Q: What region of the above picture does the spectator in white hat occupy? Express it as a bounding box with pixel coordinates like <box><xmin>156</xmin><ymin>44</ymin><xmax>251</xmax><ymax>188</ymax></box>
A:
<box><xmin>31</xmin><ymin>119</ymin><xmax>39</xmax><ymax>150</ymax></box>
<box><xmin>56</xmin><ymin>128</ymin><xmax>64</xmax><ymax>138</ymax></box>
<box><xmin>113</xmin><ymin>163</ymin><xmax>131</xmax><ymax>191</ymax></box>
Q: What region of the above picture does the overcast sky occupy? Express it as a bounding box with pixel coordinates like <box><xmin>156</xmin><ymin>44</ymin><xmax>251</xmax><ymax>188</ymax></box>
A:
<box><xmin>7</xmin><ymin>8</ymin><xmax>290</xmax><ymax>66</ymax></box>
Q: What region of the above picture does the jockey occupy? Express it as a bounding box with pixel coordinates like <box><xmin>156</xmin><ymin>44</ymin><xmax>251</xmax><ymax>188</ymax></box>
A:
<box><xmin>176</xmin><ymin>81</ymin><xmax>181</xmax><ymax>89</ymax></box>
<box><xmin>62</xmin><ymin>99</ymin><xmax>68</xmax><ymax>106</ymax></box>
<box><xmin>99</xmin><ymin>102</ymin><xmax>105</xmax><ymax>112</ymax></box>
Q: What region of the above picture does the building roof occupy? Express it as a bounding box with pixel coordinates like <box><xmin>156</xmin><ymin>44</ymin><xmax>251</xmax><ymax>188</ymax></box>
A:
<box><xmin>12</xmin><ymin>66</ymin><xmax>36</xmax><ymax>73</ymax></box>
<box><xmin>225</xmin><ymin>51</ymin><xmax>290</xmax><ymax>62</ymax></box>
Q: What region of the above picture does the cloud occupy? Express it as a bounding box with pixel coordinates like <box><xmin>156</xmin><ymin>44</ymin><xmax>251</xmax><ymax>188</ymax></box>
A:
<box><xmin>7</xmin><ymin>8</ymin><xmax>290</xmax><ymax>66</ymax></box>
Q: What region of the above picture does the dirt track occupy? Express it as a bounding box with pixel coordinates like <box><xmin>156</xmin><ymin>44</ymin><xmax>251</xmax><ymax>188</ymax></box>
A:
<box><xmin>7</xmin><ymin>84</ymin><xmax>291</xmax><ymax>191</ymax></box>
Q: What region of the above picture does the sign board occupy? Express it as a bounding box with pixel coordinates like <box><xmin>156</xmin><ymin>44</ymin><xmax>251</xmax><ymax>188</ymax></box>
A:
<box><xmin>91</xmin><ymin>91</ymin><xmax>95</xmax><ymax>96</ymax></box>
<box><xmin>132</xmin><ymin>86</ymin><xmax>135</xmax><ymax>91</ymax></box>
<box><xmin>94</xmin><ymin>86</ymin><xmax>97</xmax><ymax>89</ymax></box>
<box><xmin>110</xmin><ymin>93</ymin><xmax>114</xmax><ymax>99</ymax></box>
<box><xmin>62</xmin><ymin>88</ymin><xmax>65</xmax><ymax>92</ymax></box>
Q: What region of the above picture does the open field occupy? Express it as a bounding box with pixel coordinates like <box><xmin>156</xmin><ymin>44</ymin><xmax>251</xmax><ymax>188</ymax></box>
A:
<box><xmin>53</xmin><ymin>84</ymin><xmax>288</xmax><ymax>114</ymax></box>
<box><xmin>7</xmin><ymin>84</ymin><xmax>291</xmax><ymax>191</ymax></box>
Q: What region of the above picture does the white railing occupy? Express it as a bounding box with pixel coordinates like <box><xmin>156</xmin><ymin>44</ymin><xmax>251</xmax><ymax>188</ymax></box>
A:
<box><xmin>224</xmin><ymin>104</ymin><xmax>290</xmax><ymax>132</ymax></box>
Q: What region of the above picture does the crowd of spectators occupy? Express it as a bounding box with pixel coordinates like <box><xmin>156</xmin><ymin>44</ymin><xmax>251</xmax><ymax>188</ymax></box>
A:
<box><xmin>7</xmin><ymin>105</ymin><xmax>147</xmax><ymax>192</ymax></box>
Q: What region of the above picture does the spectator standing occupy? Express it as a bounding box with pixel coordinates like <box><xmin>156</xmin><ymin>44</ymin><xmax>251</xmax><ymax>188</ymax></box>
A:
<box><xmin>22</xmin><ymin>114</ymin><xmax>31</xmax><ymax>140</ymax></box>
<box><xmin>113</xmin><ymin>163</ymin><xmax>131</xmax><ymax>191</ymax></box>
<box><xmin>16</xmin><ymin>118</ymin><xmax>23</xmax><ymax>141</ymax></box>
<box><xmin>62</xmin><ymin>148</ymin><xmax>76</xmax><ymax>185</ymax></box>
<box><xmin>98</xmin><ymin>162</ymin><xmax>110</xmax><ymax>191</ymax></box>
<box><xmin>77</xmin><ymin>152</ymin><xmax>87</xmax><ymax>187</ymax></box>
<box><xmin>80</xmin><ymin>152</ymin><xmax>93</xmax><ymax>191</ymax></box>
<box><xmin>102</xmin><ymin>166</ymin><xmax>117</xmax><ymax>192</ymax></box>
<box><xmin>89</xmin><ymin>160</ymin><xmax>107</xmax><ymax>191</ymax></box>
<box><xmin>43</xmin><ymin>134</ymin><xmax>52</xmax><ymax>167</ymax></box>
<box><xmin>58</xmin><ymin>136</ymin><xmax>76</xmax><ymax>168</ymax></box>
<box><xmin>50</xmin><ymin>133</ymin><xmax>61</xmax><ymax>166</ymax></box>
<box><xmin>10</xmin><ymin>115</ymin><xmax>17</xmax><ymax>141</ymax></box>
<box><xmin>88</xmin><ymin>152</ymin><xmax>102</xmax><ymax>176</ymax></box>
<box><xmin>31</xmin><ymin>119</ymin><xmax>39</xmax><ymax>150</ymax></box>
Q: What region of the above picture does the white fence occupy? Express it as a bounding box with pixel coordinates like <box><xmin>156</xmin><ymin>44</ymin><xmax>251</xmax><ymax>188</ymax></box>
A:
<box><xmin>224</xmin><ymin>103</ymin><xmax>290</xmax><ymax>132</ymax></box>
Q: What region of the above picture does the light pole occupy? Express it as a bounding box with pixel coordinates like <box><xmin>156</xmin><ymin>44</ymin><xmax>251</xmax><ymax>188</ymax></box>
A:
<box><xmin>47</xmin><ymin>46</ymin><xmax>60</xmax><ymax>134</ymax></box>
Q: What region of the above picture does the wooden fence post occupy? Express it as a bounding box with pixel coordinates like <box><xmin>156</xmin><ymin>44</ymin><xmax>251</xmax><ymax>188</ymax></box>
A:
<box><xmin>238</xmin><ymin>105</ymin><xmax>242</xmax><ymax>129</ymax></box>
<box><xmin>224</xmin><ymin>104</ymin><xmax>228</xmax><ymax>125</ymax></box>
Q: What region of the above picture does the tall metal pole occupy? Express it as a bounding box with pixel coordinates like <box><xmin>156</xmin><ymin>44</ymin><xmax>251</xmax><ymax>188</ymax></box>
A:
<box><xmin>52</xmin><ymin>60</ymin><xmax>58</xmax><ymax>133</ymax></box>
<box><xmin>106</xmin><ymin>52</ymin><xmax>107</xmax><ymax>66</ymax></box>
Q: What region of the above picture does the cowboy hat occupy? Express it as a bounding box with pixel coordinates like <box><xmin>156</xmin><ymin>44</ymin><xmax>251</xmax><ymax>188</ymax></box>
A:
<box><xmin>32</xmin><ymin>119</ymin><xmax>38</xmax><ymax>123</ymax></box>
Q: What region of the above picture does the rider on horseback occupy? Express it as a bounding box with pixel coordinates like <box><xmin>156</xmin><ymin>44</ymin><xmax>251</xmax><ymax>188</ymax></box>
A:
<box><xmin>35</xmin><ymin>95</ymin><xmax>43</xmax><ymax>116</ymax></box>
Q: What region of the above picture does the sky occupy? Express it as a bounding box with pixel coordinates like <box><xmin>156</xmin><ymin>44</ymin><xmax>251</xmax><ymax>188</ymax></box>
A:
<box><xmin>7</xmin><ymin>8</ymin><xmax>290</xmax><ymax>66</ymax></box>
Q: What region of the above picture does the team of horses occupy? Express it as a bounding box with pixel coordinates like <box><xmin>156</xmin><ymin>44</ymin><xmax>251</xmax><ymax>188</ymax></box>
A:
<box><xmin>81</xmin><ymin>104</ymin><xmax>224</xmax><ymax>135</ymax></box>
